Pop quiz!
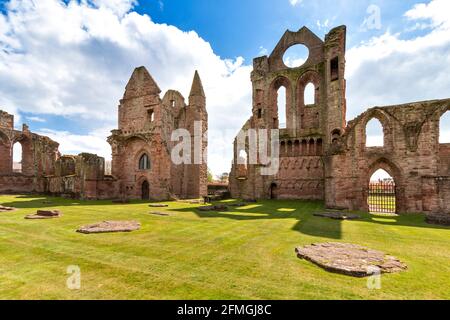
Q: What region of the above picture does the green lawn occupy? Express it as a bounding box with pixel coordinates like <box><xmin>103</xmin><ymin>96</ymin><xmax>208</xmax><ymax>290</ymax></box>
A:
<box><xmin>0</xmin><ymin>194</ymin><xmax>449</xmax><ymax>300</ymax></box>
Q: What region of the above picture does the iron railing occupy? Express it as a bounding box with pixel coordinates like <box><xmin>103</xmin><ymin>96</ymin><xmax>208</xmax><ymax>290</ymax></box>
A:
<box><xmin>368</xmin><ymin>180</ymin><xmax>396</xmax><ymax>214</ymax></box>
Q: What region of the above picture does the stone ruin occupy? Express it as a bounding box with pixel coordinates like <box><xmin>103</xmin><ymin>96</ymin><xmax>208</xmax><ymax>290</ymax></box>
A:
<box><xmin>0</xmin><ymin>205</ymin><xmax>16</xmax><ymax>212</ymax></box>
<box><xmin>25</xmin><ymin>209</ymin><xmax>62</xmax><ymax>219</ymax></box>
<box><xmin>229</xmin><ymin>25</ymin><xmax>450</xmax><ymax>216</ymax></box>
<box><xmin>0</xmin><ymin>68</ymin><xmax>208</xmax><ymax>201</ymax></box>
<box><xmin>295</xmin><ymin>242</ymin><xmax>407</xmax><ymax>277</ymax></box>
<box><xmin>0</xmin><ymin>24</ymin><xmax>449</xmax><ymax>216</ymax></box>
<box><xmin>77</xmin><ymin>220</ymin><xmax>141</xmax><ymax>234</ymax></box>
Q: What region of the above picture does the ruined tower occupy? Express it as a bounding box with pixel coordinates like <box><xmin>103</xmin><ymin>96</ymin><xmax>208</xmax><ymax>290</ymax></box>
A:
<box><xmin>229</xmin><ymin>26</ymin><xmax>347</xmax><ymax>200</ymax></box>
<box><xmin>108</xmin><ymin>67</ymin><xmax>208</xmax><ymax>200</ymax></box>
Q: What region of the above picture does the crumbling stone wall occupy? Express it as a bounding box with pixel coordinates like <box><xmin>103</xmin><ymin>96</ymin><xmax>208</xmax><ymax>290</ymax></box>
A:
<box><xmin>0</xmin><ymin>111</ymin><xmax>59</xmax><ymax>193</ymax></box>
<box><xmin>230</xmin><ymin>26</ymin><xmax>347</xmax><ymax>200</ymax></box>
<box><xmin>326</xmin><ymin>100</ymin><xmax>450</xmax><ymax>213</ymax></box>
<box><xmin>230</xmin><ymin>25</ymin><xmax>450</xmax><ymax>214</ymax></box>
<box><xmin>108</xmin><ymin>67</ymin><xmax>208</xmax><ymax>200</ymax></box>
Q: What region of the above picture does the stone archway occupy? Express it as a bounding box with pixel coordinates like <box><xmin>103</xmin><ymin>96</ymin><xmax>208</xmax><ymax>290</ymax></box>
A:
<box><xmin>364</xmin><ymin>158</ymin><xmax>404</xmax><ymax>214</ymax></box>
<box><xmin>270</xmin><ymin>182</ymin><xmax>278</xmax><ymax>199</ymax></box>
<box><xmin>141</xmin><ymin>180</ymin><xmax>149</xmax><ymax>200</ymax></box>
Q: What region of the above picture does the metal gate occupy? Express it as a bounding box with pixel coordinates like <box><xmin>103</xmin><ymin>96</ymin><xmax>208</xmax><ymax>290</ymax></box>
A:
<box><xmin>368</xmin><ymin>179</ymin><xmax>396</xmax><ymax>214</ymax></box>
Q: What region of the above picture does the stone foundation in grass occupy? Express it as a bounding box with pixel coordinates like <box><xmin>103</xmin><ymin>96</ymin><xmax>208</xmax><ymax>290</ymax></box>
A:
<box><xmin>25</xmin><ymin>209</ymin><xmax>62</xmax><ymax>219</ymax></box>
<box><xmin>0</xmin><ymin>205</ymin><xmax>16</xmax><ymax>212</ymax></box>
<box><xmin>149</xmin><ymin>204</ymin><xmax>168</xmax><ymax>208</ymax></box>
<box><xmin>295</xmin><ymin>242</ymin><xmax>407</xmax><ymax>277</ymax></box>
<box><xmin>77</xmin><ymin>220</ymin><xmax>141</xmax><ymax>234</ymax></box>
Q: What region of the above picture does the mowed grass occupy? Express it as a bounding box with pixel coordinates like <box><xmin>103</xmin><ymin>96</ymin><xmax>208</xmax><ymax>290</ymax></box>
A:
<box><xmin>0</xmin><ymin>194</ymin><xmax>449</xmax><ymax>300</ymax></box>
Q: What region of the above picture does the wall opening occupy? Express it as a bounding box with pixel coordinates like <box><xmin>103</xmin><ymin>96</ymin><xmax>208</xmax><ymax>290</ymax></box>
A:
<box><xmin>368</xmin><ymin>169</ymin><xmax>396</xmax><ymax>214</ymax></box>
<box><xmin>366</xmin><ymin>118</ymin><xmax>384</xmax><ymax>147</ymax></box>
<box><xmin>304</xmin><ymin>83</ymin><xmax>315</xmax><ymax>105</ymax></box>
<box><xmin>270</xmin><ymin>182</ymin><xmax>278</xmax><ymax>199</ymax></box>
<box><xmin>277</xmin><ymin>86</ymin><xmax>287</xmax><ymax>129</ymax></box>
<box><xmin>141</xmin><ymin>180</ymin><xmax>150</xmax><ymax>200</ymax></box>
<box><xmin>308</xmin><ymin>139</ymin><xmax>315</xmax><ymax>156</ymax></box>
<box><xmin>330</xmin><ymin>56</ymin><xmax>339</xmax><ymax>81</ymax></box>
<box><xmin>147</xmin><ymin>109</ymin><xmax>154</xmax><ymax>122</ymax></box>
<box><xmin>12</xmin><ymin>142</ymin><xmax>22</xmax><ymax>173</ymax></box>
<box><xmin>316</xmin><ymin>138</ymin><xmax>323</xmax><ymax>155</ymax></box>
<box><xmin>440</xmin><ymin>110</ymin><xmax>450</xmax><ymax>143</ymax></box>
<box><xmin>236</xmin><ymin>149</ymin><xmax>248</xmax><ymax>179</ymax></box>
<box><xmin>331</xmin><ymin>129</ymin><xmax>341</xmax><ymax>143</ymax></box>
<box><xmin>283</xmin><ymin>44</ymin><xmax>309</xmax><ymax>68</ymax></box>
<box><xmin>138</xmin><ymin>153</ymin><xmax>151</xmax><ymax>170</ymax></box>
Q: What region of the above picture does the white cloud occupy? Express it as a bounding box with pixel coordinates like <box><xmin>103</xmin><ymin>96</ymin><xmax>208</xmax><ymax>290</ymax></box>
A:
<box><xmin>2</xmin><ymin>0</ymin><xmax>450</xmax><ymax>177</ymax></box>
<box><xmin>37</xmin><ymin>128</ymin><xmax>113</xmax><ymax>158</ymax></box>
<box><xmin>0</xmin><ymin>0</ymin><xmax>252</xmax><ymax>176</ymax></box>
<box><xmin>346</xmin><ymin>0</ymin><xmax>450</xmax><ymax>133</ymax></box>
<box><xmin>25</xmin><ymin>116</ymin><xmax>46</xmax><ymax>123</ymax></box>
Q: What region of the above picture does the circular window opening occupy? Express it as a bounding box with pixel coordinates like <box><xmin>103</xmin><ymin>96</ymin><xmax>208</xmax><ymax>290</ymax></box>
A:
<box><xmin>283</xmin><ymin>44</ymin><xmax>309</xmax><ymax>68</ymax></box>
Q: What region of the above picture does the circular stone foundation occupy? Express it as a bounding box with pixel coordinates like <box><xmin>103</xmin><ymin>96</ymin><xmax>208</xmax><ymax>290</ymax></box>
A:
<box><xmin>295</xmin><ymin>242</ymin><xmax>407</xmax><ymax>277</ymax></box>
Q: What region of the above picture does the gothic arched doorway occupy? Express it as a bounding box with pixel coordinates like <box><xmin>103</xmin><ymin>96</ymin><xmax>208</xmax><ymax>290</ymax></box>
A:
<box><xmin>368</xmin><ymin>169</ymin><xmax>396</xmax><ymax>214</ymax></box>
<box><xmin>141</xmin><ymin>180</ymin><xmax>149</xmax><ymax>200</ymax></box>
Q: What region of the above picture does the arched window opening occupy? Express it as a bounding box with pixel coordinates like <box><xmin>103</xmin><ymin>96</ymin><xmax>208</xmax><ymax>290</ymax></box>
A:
<box><xmin>257</xmin><ymin>107</ymin><xmax>262</xmax><ymax>119</ymax></box>
<box><xmin>138</xmin><ymin>153</ymin><xmax>150</xmax><ymax>170</ymax></box>
<box><xmin>147</xmin><ymin>109</ymin><xmax>154</xmax><ymax>122</ymax></box>
<box><xmin>331</xmin><ymin>129</ymin><xmax>341</xmax><ymax>144</ymax></box>
<box><xmin>440</xmin><ymin>111</ymin><xmax>450</xmax><ymax>143</ymax></box>
<box><xmin>366</xmin><ymin>118</ymin><xmax>384</xmax><ymax>147</ymax></box>
<box><xmin>236</xmin><ymin>149</ymin><xmax>248</xmax><ymax>180</ymax></box>
<box><xmin>330</xmin><ymin>56</ymin><xmax>339</xmax><ymax>81</ymax></box>
<box><xmin>368</xmin><ymin>169</ymin><xmax>396</xmax><ymax>214</ymax></box>
<box><xmin>283</xmin><ymin>44</ymin><xmax>309</xmax><ymax>68</ymax></box>
<box><xmin>13</xmin><ymin>142</ymin><xmax>22</xmax><ymax>173</ymax></box>
<box><xmin>277</xmin><ymin>86</ymin><xmax>287</xmax><ymax>129</ymax></box>
<box><xmin>304</xmin><ymin>83</ymin><xmax>315</xmax><ymax>105</ymax></box>
<box><xmin>238</xmin><ymin>150</ymin><xmax>248</xmax><ymax>167</ymax></box>
<box><xmin>287</xmin><ymin>141</ymin><xmax>293</xmax><ymax>157</ymax></box>
<box><xmin>301</xmin><ymin>140</ymin><xmax>308</xmax><ymax>155</ymax></box>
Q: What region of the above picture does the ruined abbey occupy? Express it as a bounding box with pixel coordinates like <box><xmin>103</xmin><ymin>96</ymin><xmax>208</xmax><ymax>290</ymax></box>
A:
<box><xmin>0</xmin><ymin>68</ymin><xmax>208</xmax><ymax>200</ymax></box>
<box><xmin>229</xmin><ymin>26</ymin><xmax>450</xmax><ymax>214</ymax></box>
<box><xmin>0</xmin><ymin>25</ymin><xmax>449</xmax><ymax>214</ymax></box>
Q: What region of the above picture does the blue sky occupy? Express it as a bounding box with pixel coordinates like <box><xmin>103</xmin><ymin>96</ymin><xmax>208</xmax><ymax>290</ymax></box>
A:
<box><xmin>1</xmin><ymin>0</ymin><xmax>449</xmax><ymax>176</ymax></box>
<box><xmin>136</xmin><ymin>0</ymin><xmax>420</xmax><ymax>60</ymax></box>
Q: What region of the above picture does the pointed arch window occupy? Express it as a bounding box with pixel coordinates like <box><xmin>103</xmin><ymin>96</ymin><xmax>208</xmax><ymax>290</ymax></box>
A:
<box><xmin>139</xmin><ymin>153</ymin><xmax>151</xmax><ymax>170</ymax></box>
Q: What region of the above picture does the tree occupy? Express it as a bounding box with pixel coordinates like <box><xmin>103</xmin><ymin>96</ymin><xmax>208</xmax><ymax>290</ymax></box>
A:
<box><xmin>219</xmin><ymin>172</ymin><xmax>229</xmax><ymax>183</ymax></box>
<box><xmin>207</xmin><ymin>168</ymin><xmax>214</xmax><ymax>183</ymax></box>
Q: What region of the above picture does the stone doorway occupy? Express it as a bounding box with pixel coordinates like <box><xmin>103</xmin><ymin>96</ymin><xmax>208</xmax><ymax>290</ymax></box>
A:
<box><xmin>368</xmin><ymin>169</ymin><xmax>396</xmax><ymax>214</ymax></box>
<box><xmin>141</xmin><ymin>180</ymin><xmax>149</xmax><ymax>200</ymax></box>
<box><xmin>270</xmin><ymin>183</ymin><xmax>278</xmax><ymax>199</ymax></box>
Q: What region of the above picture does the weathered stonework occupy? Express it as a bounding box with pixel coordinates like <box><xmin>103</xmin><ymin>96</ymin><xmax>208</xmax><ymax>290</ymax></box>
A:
<box><xmin>229</xmin><ymin>25</ymin><xmax>450</xmax><ymax>215</ymax></box>
<box><xmin>295</xmin><ymin>242</ymin><xmax>407</xmax><ymax>277</ymax></box>
<box><xmin>0</xmin><ymin>67</ymin><xmax>208</xmax><ymax>201</ymax></box>
<box><xmin>0</xmin><ymin>113</ymin><xmax>59</xmax><ymax>194</ymax></box>
<box><xmin>107</xmin><ymin>67</ymin><xmax>208</xmax><ymax>200</ymax></box>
